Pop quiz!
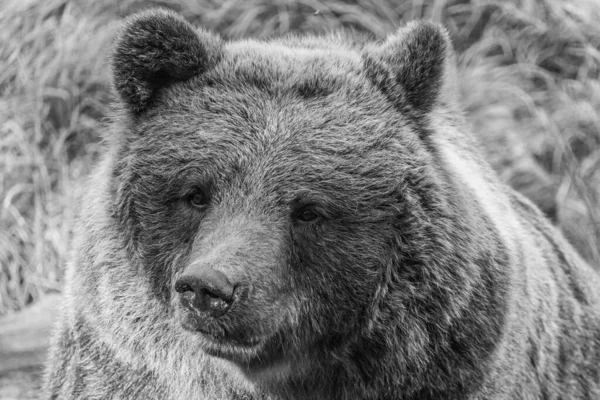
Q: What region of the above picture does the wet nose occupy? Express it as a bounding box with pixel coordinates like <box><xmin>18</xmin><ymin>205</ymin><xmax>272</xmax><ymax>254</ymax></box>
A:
<box><xmin>175</xmin><ymin>268</ymin><xmax>235</xmax><ymax>317</ymax></box>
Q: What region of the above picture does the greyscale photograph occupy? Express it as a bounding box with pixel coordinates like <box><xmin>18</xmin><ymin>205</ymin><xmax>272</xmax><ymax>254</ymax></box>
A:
<box><xmin>1</xmin><ymin>0</ymin><xmax>599</xmax><ymax>399</ymax></box>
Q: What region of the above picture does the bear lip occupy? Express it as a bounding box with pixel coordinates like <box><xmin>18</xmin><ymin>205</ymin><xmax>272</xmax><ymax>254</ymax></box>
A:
<box><xmin>199</xmin><ymin>331</ymin><xmax>290</xmax><ymax>375</ymax></box>
<box><xmin>197</xmin><ymin>325</ymin><xmax>264</xmax><ymax>348</ymax></box>
<box><xmin>180</xmin><ymin>312</ymin><xmax>275</xmax><ymax>361</ymax></box>
<box><xmin>183</xmin><ymin>320</ymin><xmax>290</xmax><ymax>371</ymax></box>
<box><xmin>195</xmin><ymin>327</ymin><xmax>274</xmax><ymax>364</ymax></box>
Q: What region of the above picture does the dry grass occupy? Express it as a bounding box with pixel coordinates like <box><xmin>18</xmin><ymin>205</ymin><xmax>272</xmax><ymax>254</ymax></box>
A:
<box><xmin>1</xmin><ymin>0</ymin><xmax>599</xmax><ymax>315</ymax></box>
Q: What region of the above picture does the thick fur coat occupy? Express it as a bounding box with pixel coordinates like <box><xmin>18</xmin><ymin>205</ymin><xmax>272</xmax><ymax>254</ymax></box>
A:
<box><xmin>43</xmin><ymin>9</ymin><xmax>600</xmax><ymax>400</ymax></box>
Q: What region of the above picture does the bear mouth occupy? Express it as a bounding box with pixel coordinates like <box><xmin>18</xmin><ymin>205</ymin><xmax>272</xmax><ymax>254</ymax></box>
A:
<box><xmin>194</xmin><ymin>325</ymin><xmax>293</xmax><ymax>382</ymax></box>
<box><xmin>194</xmin><ymin>327</ymin><xmax>267</xmax><ymax>361</ymax></box>
<box><xmin>180</xmin><ymin>312</ymin><xmax>277</xmax><ymax>364</ymax></box>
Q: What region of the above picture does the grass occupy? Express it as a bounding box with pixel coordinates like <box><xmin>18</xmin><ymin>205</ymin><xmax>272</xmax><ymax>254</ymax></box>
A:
<box><xmin>1</xmin><ymin>0</ymin><xmax>599</xmax><ymax>315</ymax></box>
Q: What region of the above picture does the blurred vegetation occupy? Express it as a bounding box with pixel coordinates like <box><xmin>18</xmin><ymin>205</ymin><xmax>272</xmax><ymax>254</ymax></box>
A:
<box><xmin>1</xmin><ymin>0</ymin><xmax>599</xmax><ymax>315</ymax></box>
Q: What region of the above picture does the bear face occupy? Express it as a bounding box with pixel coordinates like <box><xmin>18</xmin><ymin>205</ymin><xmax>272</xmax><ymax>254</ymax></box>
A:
<box><xmin>104</xmin><ymin>9</ymin><xmax>511</xmax><ymax>398</ymax></box>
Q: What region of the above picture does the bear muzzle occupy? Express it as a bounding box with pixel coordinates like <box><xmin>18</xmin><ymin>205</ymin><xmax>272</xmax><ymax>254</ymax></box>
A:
<box><xmin>173</xmin><ymin>262</ymin><xmax>289</xmax><ymax>365</ymax></box>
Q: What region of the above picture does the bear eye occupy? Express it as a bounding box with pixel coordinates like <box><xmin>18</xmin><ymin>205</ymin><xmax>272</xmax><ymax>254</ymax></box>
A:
<box><xmin>189</xmin><ymin>191</ymin><xmax>209</xmax><ymax>209</ymax></box>
<box><xmin>295</xmin><ymin>207</ymin><xmax>319</xmax><ymax>223</ymax></box>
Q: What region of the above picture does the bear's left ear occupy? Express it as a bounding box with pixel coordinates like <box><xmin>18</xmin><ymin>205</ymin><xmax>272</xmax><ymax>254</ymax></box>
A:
<box><xmin>362</xmin><ymin>21</ymin><xmax>453</xmax><ymax>115</ymax></box>
<box><xmin>112</xmin><ymin>9</ymin><xmax>222</xmax><ymax>115</ymax></box>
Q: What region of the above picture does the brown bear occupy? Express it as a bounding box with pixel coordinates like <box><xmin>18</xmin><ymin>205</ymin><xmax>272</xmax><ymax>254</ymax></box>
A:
<box><xmin>43</xmin><ymin>8</ymin><xmax>600</xmax><ymax>400</ymax></box>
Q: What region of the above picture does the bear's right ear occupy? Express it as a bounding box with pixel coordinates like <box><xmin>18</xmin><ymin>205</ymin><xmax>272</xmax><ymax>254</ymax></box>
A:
<box><xmin>112</xmin><ymin>9</ymin><xmax>222</xmax><ymax>115</ymax></box>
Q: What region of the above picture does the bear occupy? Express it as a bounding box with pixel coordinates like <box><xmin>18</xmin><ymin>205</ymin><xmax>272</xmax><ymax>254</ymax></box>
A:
<box><xmin>43</xmin><ymin>8</ymin><xmax>600</xmax><ymax>400</ymax></box>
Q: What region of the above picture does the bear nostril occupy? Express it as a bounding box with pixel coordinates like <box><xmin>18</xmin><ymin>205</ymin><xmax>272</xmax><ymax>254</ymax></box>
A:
<box><xmin>175</xmin><ymin>271</ymin><xmax>235</xmax><ymax>317</ymax></box>
<box><xmin>201</xmin><ymin>288</ymin><xmax>231</xmax><ymax>314</ymax></box>
<box><xmin>176</xmin><ymin>282</ymin><xmax>193</xmax><ymax>294</ymax></box>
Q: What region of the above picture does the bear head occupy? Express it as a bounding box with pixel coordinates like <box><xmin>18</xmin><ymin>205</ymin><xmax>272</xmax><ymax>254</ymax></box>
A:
<box><xmin>107</xmin><ymin>9</ymin><xmax>508</xmax><ymax>398</ymax></box>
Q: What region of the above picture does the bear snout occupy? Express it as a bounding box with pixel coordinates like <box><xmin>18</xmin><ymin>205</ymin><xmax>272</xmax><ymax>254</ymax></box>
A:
<box><xmin>175</xmin><ymin>267</ymin><xmax>237</xmax><ymax>318</ymax></box>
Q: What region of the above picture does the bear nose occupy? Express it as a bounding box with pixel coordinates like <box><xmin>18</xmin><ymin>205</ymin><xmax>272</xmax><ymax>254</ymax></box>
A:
<box><xmin>175</xmin><ymin>268</ymin><xmax>235</xmax><ymax>317</ymax></box>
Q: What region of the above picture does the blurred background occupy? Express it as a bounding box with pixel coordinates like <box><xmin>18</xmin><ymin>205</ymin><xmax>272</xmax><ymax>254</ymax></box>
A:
<box><xmin>1</xmin><ymin>0</ymin><xmax>599</xmax><ymax>397</ymax></box>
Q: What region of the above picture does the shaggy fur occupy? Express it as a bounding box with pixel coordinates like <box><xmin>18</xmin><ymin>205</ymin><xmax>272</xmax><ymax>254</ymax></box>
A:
<box><xmin>44</xmin><ymin>9</ymin><xmax>600</xmax><ymax>400</ymax></box>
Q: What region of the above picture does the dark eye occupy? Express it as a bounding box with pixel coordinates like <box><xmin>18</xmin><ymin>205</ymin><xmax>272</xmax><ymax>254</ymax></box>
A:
<box><xmin>189</xmin><ymin>191</ymin><xmax>208</xmax><ymax>209</ymax></box>
<box><xmin>295</xmin><ymin>207</ymin><xmax>319</xmax><ymax>222</ymax></box>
